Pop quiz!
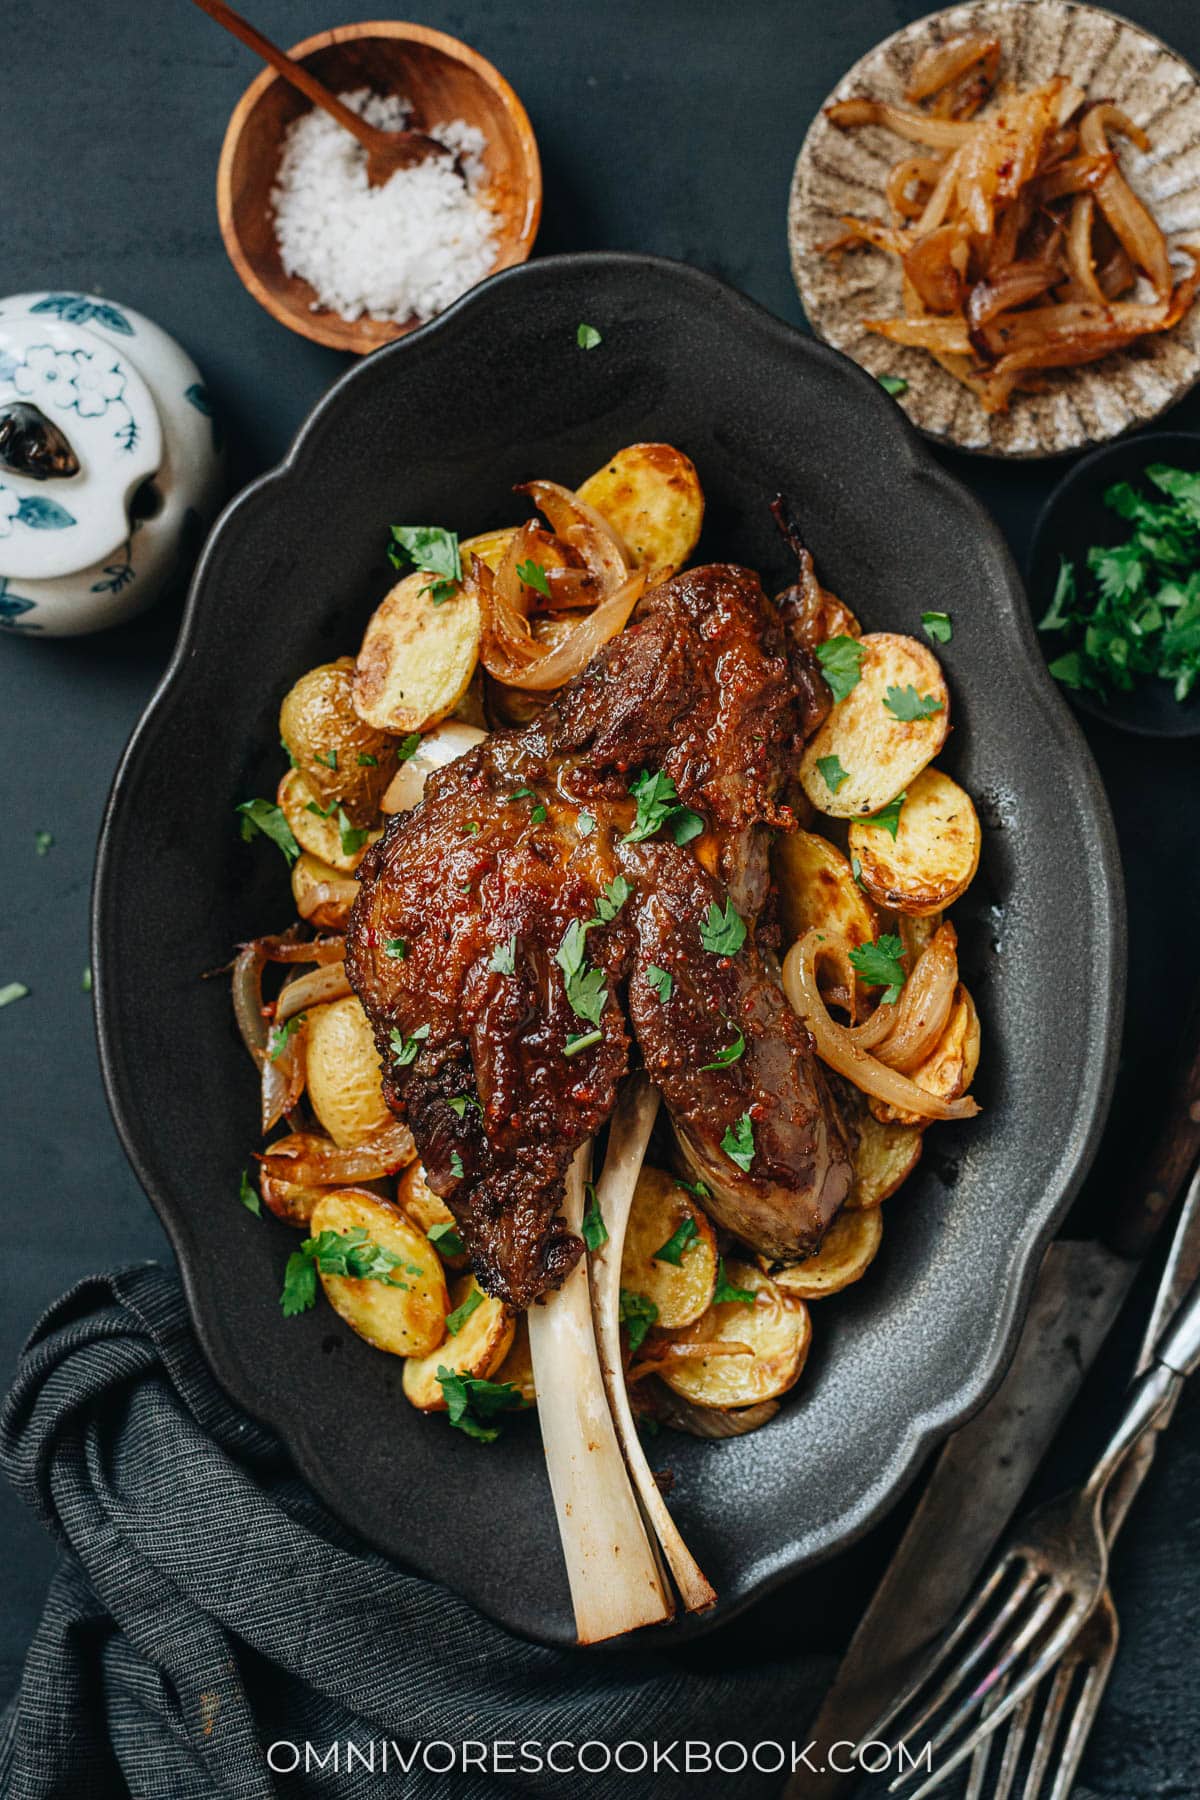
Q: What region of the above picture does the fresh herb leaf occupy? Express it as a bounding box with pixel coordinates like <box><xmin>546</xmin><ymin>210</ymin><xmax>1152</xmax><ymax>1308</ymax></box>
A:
<box><xmin>582</xmin><ymin>1183</ymin><xmax>609</xmax><ymax>1251</ymax></box>
<box><xmin>1040</xmin><ymin>559</ymin><xmax>1077</xmax><ymax>631</ymax></box>
<box><xmin>1048</xmin><ymin>650</ymin><xmax>1086</xmax><ymax>690</ymax></box>
<box><xmin>446</xmin><ymin>1287</ymin><xmax>484</xmax><ymax>1334</ymax></box>
<box><xmin>676</xmin><ymin>1176</ymin><xmax>711</xmax><ymax>1200</ymax></box>
<box><xmin>397</xmin><ymin>733</ymin><xmax>421</xmax><ymax>762</ymax></box>
<box><xmin>577</xmin><ymin>811</ymin><xmax>596</xmax><ymax>837</ymax></box>
<box><xmin>877</xmin><ymin>374</ymin><xmax>908</xmax><ymax>397</ymax></box>
<box><xmin>313</xmin><ymin>748</ymin><xmax>338</xmax><ymax>770</ymax></box>
<box><xmin>449</xmin><ymin>1150</ymin><xmax>466</xmax><ymax>1179</ymax></box>
<box><xmin>337</xmin><ymin>809</ymin><xmax>369</xmax><ymax>857</ymax></box>
<box><xmin>564</xmin><ymin>1027</ymin><xmax>603</xmax><ymax>1058</ymax></box>
<box><xmin>387</xmin><ymin>524</ymin><xmax>462</xmax><ymax>590</ymax></box>
<box><xmin>700</xmin><ymin>1022</ymin><xmax>746</xmax><ymax>1071</ymax></box>
<box><xmin>618</xmin><ymin>1289</ymin><xmax>659</xmax><ymax>1354</ymax></box>
<box><xmin>721</xmin><ymin>1113</ymin><xmax>755</xmax><ymax>1171</ymax></box>
<box><xmin>816</xmin><ymin>635</ymin><xmax>865</xmax><ymax>702</ymax></box>
<box><xmin>516</xmin><ymin>558</ymin><xmax>552</xmax><ymax>598</ymax></box>
<box><xmin>236</xmin><ymin>799</ymin><xmax>299</xmax><ymax>865</ymax></box>
<box><xmin>576</xmin><ymin>322</ymin><xmax>602</xmax><ymax>350</ymax></box>
<box><xmin>851</xmin><ymin>855</ymin><xmax>866</xmax><ymax>889</ymax></box>
<box><xmin>530</xmin><ymin>803</ymin><xmax>548</xmax><ymax>824</ymax></box>
<box><xmin>700</xmin><ymin>898</ymin><xmax>747</xmax><ymax>957</ymax></box>
<box><xmin>437</xmin><ymin>1367</ymin><xmax>524</xmax><ymax>1441</ymax></box>
<box><xmin>671</xmin><ymin>807</ymin><xmax>704</xmax><ymax>845</ymax></box>
<box><xmin>428</xmin><ymin>1220</ymin><xmax>465</xmax><ymax>1257</ymax></box>
<box><xmin>462</xmin><ymin>821</ymin><xmax>481</xmax><ymax>837</ymax></box>
<box><xmin>848</xmin><ymin>933</ymin><xmax>907</xmax><ymax>1003</ymax></box>
<box><xmin>508</xmin><ymin>786</ymin><xmax>535</xmax><ymax>801</ymax></box>
<box><xmin>384</xmin><ymin>938</ymin><xmax>408</xmax><ymax>961</ymax></box>
<box><xmin>489</xmin><ymin>934</ymin><xmax>517</xmax><ymax>976</ymax></box>
<box><xmin>280</xmin><ymin>735</ymin><xmax>298</xmax><ymax>769</ymax></box>
<box><xmin>280</xmin><ymin>1252</ymin><xmax>317</xmax><ymax>1318</ymax></box>
<box><xmin>34</xmin><ymin>830</ymin><xmax>53</xmax><ymax>856</ymax></box>
<box><xmin>883</xmin><ymin>684</ymin><xmax>944</xmax><ymax>722</ymax></box>
<box><xmin>816</xmin><ymin>753</ymin><xmax>850</xmax><ymax>794</ymax></box>
<box><xmin>623</xmin><ymin>768</ymin><xmax>685</xmax><ymax>843</ymax></box>
<box><xmin>306</xmin><ymin>798</ymin><xmax>337</xmax><ymax>818</ymax></box>
<box><xmin>646</xmin><ymin>964</ymin><xmax>673</xmax><ymax>1002</ymax></box>
<box><xmin>594</xmin><ymin>875</ymin><xmax>633</xmax><ymax>922</ymax></box>
<box><xmin>713</xmin><ymin>1256</ymin><xmax>756</xmax><ymax>1304</ymax></box>
<box><xmin>921</xmin><ymin>610</ymin><xmax>953</xmax><ymax>644</ymax></box>
<box><xmin>238</xmin><ymin>1169</ymin><xmax>261</xmax><ymax>1216</ymax></box>
<box><xmin>653</xmin><ymin>1216</ymin><xmax>699</xmax><ymax>1265</ymax></box>
<box><xmin>389</xmin><ymin>1022</ymin><xmax>430</xmax><ymax>1066</ymax></box>
<box><xmin>357</xmin><ymin>752</ymin><xmax>378</xmax><ymax>767</ymax></box>
<box><xmin>81</xmin><ymin>967</ymin><xmax>93</xmax><ymax>993</ymax></box>
<box><xmin>555</xmin><ymin>919</ymin><xmax>608</xmax><ymax>1026</ymax></box>
<box><xmin>267</xmin><ymin>1012</ymin><xmax>305</xmax><ymax>1061</ymax></box>
<box><xmin>447</xmin><ymin>1095</ymin><xmax>481</xmax><ymax>1119</ymax></box>
<box><xmin>860</xmin><ymin>790</ymin><xmax>906</xmax><ymax>840</ymax></box>
<box><xmin>281</xmin><ymin>1226</ymin><xmax>422</xmax><ymax>1315</ymax></box>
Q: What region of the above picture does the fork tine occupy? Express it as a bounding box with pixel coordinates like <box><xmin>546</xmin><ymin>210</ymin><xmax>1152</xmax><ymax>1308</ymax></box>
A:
<box><xmin>857</xmin><ymin>1555</ymin><xmax>1026</xmax><ymax>1751</ymax></box>
<box><xmin>964</xmin><ymin>1675</ymin><xmax>1010</xmax><ymax>1800</ymax></box>
<box><xmin>1042</xmin><ymin>1638</ymin><xmax>1118</xmax><ymax>1800</ymax></box>
<box><xmin>1020</xmin><ymin>1657</ymin><xmax>1076</xmax><ymax>1800</ymax></box>
<box><xmin>988</xmin><ymin>1683</ymin><xmax>1037</xmax><ymax>1800</ymax></box>
<box><xmin>894</xmin><ymin>1598</ymin><xmax>1090</xmax><ymax>1800</ymax></box>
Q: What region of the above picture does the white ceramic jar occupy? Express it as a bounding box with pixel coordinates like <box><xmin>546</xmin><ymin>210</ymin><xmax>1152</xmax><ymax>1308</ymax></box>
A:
<box><xmin>0</xmin><ymin>292</ymin><xmax>224</xmax><ymax>636</ymax></box>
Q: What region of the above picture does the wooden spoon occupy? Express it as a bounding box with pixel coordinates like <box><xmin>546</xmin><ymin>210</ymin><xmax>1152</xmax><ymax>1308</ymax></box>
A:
<box><xmin>191</xmin><ymin>0</ymin><xmax>457</xmax><ymax>184</ymax></box>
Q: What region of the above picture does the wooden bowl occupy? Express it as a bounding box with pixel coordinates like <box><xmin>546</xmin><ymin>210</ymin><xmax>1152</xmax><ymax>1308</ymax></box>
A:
<box><xmin>216</xmin><ymin>21</ymin><xmax>541</xmax><ymax>353</ymax></box>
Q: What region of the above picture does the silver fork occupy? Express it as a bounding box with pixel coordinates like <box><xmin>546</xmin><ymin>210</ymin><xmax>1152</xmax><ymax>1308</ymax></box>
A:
<box><xmin>854</xmin><ymin>1267</ymin><xmax>1200</xmax><ymax>1798</ymax></box>
<box><xmin>961</xmin><ymin>1162</ymin><xmax>1200</xmax><ymax>1800</ymax></box>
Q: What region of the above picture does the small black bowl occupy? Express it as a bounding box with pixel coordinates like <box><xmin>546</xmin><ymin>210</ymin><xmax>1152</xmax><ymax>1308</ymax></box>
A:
<box><xmin>1028</xmin><ymin>430</ymin><xmax>1200</xmax><ymax>739</ymax></box>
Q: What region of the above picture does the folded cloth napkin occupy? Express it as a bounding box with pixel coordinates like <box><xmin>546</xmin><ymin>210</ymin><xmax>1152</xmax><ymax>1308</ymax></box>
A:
<box><xmin>0</xmin><ymin>1265</ymin><xmax>829</xmax><ymax>1800</ymax></box>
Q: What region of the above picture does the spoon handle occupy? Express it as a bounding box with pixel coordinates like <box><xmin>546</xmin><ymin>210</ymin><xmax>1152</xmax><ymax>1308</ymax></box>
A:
<box><xmin>189</xmin><ymin>0</ymin><xmax>378</xmax><ymax>152</ymax></box>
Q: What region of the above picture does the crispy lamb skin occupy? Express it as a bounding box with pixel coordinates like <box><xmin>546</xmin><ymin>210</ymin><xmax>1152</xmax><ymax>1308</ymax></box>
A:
<box><xmin>346</xmin><ymin>565</ymin><xmax>852</xmax><ymax>1306</ymax></box>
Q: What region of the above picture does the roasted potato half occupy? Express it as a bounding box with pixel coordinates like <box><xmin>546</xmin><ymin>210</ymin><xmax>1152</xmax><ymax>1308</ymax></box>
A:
<box><xmin>305</xmin><ymin>995</ymin><xmax>394</xmax><ymax>1150</ymax></box>
<box><xmin>290</xmin><ymin>850</ymin><xmax>359</xmax><ymax>930</ymax></box>
<box><xmin>846</xmin><ymin>1105</ymin><xmax>923</xmax><ymax>1209</ymax></box>
<box><xmin>872</xmin><ymin>983</ymin><xmax>981</xmax><ymax>1126</ymax></box>
<box><xmin>849</xmin><ymin>768</ymin><xmax>980</xmax><ymax>917</ymax></box>
<box><xmin>279</xmin><ymin>657</ymin><xmax>395</xmax><ymax>825</ymax></box>
<box><xmin>402</xmin><ymin>1273</ymin><xmax>515</xmax><ymax>1410</ymax></box>
<box><xmin>259</xmin><ymin>1166</ymin><xmax>326</xmax><ymax>1229</ymax></box>
<box><xmin>353</xmin><ymin>571</ymin><xmax>481</xmax><ymax>735</ymax></box>
<box><xmin>310</xmin><ymin>1190</ymin><xmax>448</xmax><ymax>1357</ymax></box>
<box><xmin>657</xmin><ymin>1263</ymin><xmax>811</xmax><ymax>1409</ymax></box>
<box><xmin>494</xmin><ymin>1314</ymin><xmax>536</xmax><ymax>1405</ymax></box>
<box><xmin>621</xmin><ymin>1166</ymin><xmax>718</xmax><ymax>1330</ymax></box>
<box><xmin>774</xmin><ymin>830</ymin><xmax>879</xmax><ymax>956</ymax></box>
<box><xmin>800</xmin><ymin>633</ymin><xmax>950</xmax><ymax>818</ymax></box>
<box><xmin>277</xmin><ymin>768</ymin><xmax>378</xmax><ymax>873</ymax></box>
<box><xmin>381</xmin><ymin>720</ymin><xmax>488</xmax><ymax>814</ymax></box>
<box><xmin>397</xmin><ymin>1160</ymin><xmax>467</xmax><ymax>1267</ymax></box>
<box><xmin>773</xmin><ymin>1208</ymin><xmax>883</xmax><ymax>1298</ymax></box>
<box><xmin>576</xmin><ymin>442</ymin><xmax>703</xmax><ymax>577</ymax></box>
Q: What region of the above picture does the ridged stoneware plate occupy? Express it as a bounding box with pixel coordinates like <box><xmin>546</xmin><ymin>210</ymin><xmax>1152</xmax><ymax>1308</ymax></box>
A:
<box><xmin>94</xmin><ymin>254</ymin><xmax>1123</xmax><ymax>1645</ymax></box>
<box><xmin>790</xmin><ymin>0</ymin><xmax>1200</xmax><ymax>458</ymax></box>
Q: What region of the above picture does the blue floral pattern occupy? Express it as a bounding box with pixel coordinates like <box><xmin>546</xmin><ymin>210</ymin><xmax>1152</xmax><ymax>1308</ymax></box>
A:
<box><xmin>0</xmin><ymin>577</ymin><xmax>42</xmax><ymax>632</ymax></box>
<box><xmin>28</xmin><ymin>293</ymin><xmax>134</xmax><ymax>336</ymax></box>
<box><xmin>9</xmin><ymin>342</ymin><xmax>138</xmax><ymax>450</ymax></box>
<box><xmin>0</xmin><ymin>481</ymin><xmax>76</xmax><ymax>536</ymax></box>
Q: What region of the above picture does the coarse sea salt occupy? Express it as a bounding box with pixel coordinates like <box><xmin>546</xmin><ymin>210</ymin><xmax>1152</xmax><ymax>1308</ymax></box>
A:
<box><xmin>271</xmin><ymin>89</ymin><xmax>498</xmax><ymax>325</ymax></box>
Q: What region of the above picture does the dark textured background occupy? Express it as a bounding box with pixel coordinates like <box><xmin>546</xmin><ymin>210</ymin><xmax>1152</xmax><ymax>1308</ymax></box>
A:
<box><xmin>2</xmin><ymin>1</ymin><xmax>1199</xmax><ymax>1791</ymax></box>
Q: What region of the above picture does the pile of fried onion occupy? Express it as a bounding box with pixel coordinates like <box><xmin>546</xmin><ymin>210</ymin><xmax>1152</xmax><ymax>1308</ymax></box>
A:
<box><xmin>821</xmin><ymin>36</ymin><xmax>1200</xmax><ymax>412</ymax></box>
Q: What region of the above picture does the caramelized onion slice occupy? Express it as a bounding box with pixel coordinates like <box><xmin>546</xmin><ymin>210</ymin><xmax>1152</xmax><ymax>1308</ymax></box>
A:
<box><xmin>274</xmin><ymin>961</ymin><xmax>352</xmax><ymax>1026</ymax></box>
<box><xmin>232</xmin><ymin>943</ymin><xmax>270</xmax><ymax>1067</ymax></box>
<box><xmin>473</xmin><ymin>553</ymin><xmax>647</xmax><ymax>690</ymax></box>
<box><xmin>871</xmin><ymin>922</ymin><xmax>960</xmax><ymax>1073</ymax></box>
<box><xmin>784</xmin><ymin>929</ymin><xmax>979</xmax><ymax>1122</ymax></box>
<box><xmin>258</xmin><ymin>1119</ymin><xmax>416</xmax><ymax>1186</ymax></box>
<box><xmin>825</xmin><ymin>96</ymin><xmax>975</xmax><ymax>150</ymax></box>
<box><xmin>905</xmin><ymin>34</ymin><xmax>999</xmax><ymax>105</ymax></box>
<box><xmin>516</xmin><ymin>479</ymin><xmax>631</xmax><ymax>587</ymax></box>
<box><xmin>1079</xmin><ymin>103</ymin><xmax>1172</xmax><ymax>297</ymax></box>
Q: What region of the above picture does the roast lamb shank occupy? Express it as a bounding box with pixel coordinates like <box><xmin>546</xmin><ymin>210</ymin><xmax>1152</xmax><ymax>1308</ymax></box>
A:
<box><xmin>346</xmin><ymin>563</ymin><xmax>853</xmax><ymax>1307</ymax></box>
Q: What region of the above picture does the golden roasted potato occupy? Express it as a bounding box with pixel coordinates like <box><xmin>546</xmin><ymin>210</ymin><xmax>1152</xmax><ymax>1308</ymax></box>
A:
<box><xmin>260</xmin><ymin>1167</ymin><xmax>326</xmax><ymax>1229</ymax></box>
<box><xmin>620</xmin><ymin>1166</ymin><xmax>718</xmax><ymax>1330</ymax></box>
<box><xmin>494</xmin><ymin>1314</ymin><xmax>536</xmax><ymax>1405</ymax></box>
<box><xmin>849</xmin><ymin>767</ymin><xmax>980</xmax><ymax>917</ymax></box>
<box><xmin>460</xmin><ymin>526</ymin><xmax>516</xmax><ymax>572</ymax></box>
<box><xmin>800</xmin><ymin>633</ymin><xmax>950</xmax><ymax>819</ymax></box>
<box><xmin>774</xmin><ymin>830</ymin><xmax>879</xmax><ymax>955</ymax></box>
<box><xmin>353</xmin><ymin>571</ymin><xmax>481</xmax><ymax>735</ymax></box>
<box><xmin>897</xmin><ymin>909</ymin><xmax>943</xmax><ymax>963</ymax></box>
<box><xmin>381</xmin><ymin>720</ymin><xmax>488</xmax><ymax>814</ymax></box>
<box><xmin>872</xmin><ymin>983</ymin><xmax>980</xmax><ymax>1126</ymax></box>
<box><xmin>773</xmin><ymin>1208</ymin><xmax>883</xmax><ymax>1298</ymax></box>
<box><xmin>402</xmin><ymin>1273</ymin><xmax>515</xmax><ymax>1410</ymax></box>
<box><xmin>290</xmin><ymin>850</ymin><xmax>358</xmax><ymax>930</ymax></box>
<box><xmin>657</xmin><ymin>1263</ymin><xmax>811</xmax><ymax>1409</ymax></box>
<box><xmin>305</xmin><ymin>995</ymin><xmax>393</xmax><ymax>1150</ymax></box>
<box><xmin>846</xmin><ymin>1105</ymin><xmax>923</xmax><ymax>1209</ymax></box>
<box><xmin>279</xmin><ymin>657</ymin><xmax>395</xmax><ymax>825</ymax></box>
<box><xmin>310</xmin><ymin>1190</ymin><xmax>447</xmax><ymax>1357</ymax></box>
<box><xmin>576</xmin><ymin>442</ymin><xmax>703</xmax><ymax>577</ymax></box>
<box><xmin>397</xmin><ymin>1160</ymin><xmax>467</xmax><ymax>1267</ymax></box>
<box><xmin>276</xmin><ymin>768</ymin><xmax>378</xmax><ymax>873</ymax></box>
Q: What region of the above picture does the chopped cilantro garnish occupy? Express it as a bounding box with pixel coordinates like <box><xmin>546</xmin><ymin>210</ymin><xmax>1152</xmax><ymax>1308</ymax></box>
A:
<box><xmin>445</xmin><ymin>1287</ymin><xmax>484</xmax><ymax>1334</ymax></box>
<box><xmin>0</xmin><ymin>982</ymin><xmax>29</xmax><ymax>1009</ymax></box>
<box><xmin>646</xmin><ymin>964</ymin><xmax>673</xmax><ymax>1002</ymax></box>
<box><xmin>447</xmin><ymin>1095</ymin><xmax>481</xmax><ymax>1119</ymax></box>
<box><xmin>861</xmin><ymin>791</ymin><xmax>906</xmax><ymax>840</ymax></box>
<box><xmin>509</xmin><ymin>786</ymin><xmax>535</xmax><ymax>801</ymax></box>
<box><xmin>267</xmin><ymin>1012</ymin><xmax>305</xmax><ymax>1061</ymax></box>
<box><xmin>462</xmin><ymin>820</ymin><xmax>481</xmax><ymax>836</ymax></box>
<box><xmin>713</xmin><ymin>1256</ymin><xmax>756</xmax><ymax>1304</ymax></box>
<box><xmin>281</xmin><ymin>1226</ymin><xmax>422</xmax><ymax>1316</ymax></box>
<box><xmin>921</xmin><ymin>610</ymin><xmax>953</xmax><ymax>644</ymax></box>
<box><xmin>437</xmin><ymin>1367</ymin><xmax>524</xmax><ymax>1441</ymax></box>
<box><xmin>238</xmin><ymin>1168</ymin><xmax>261</xmax><ymax>1216</ymax></box>
<box><xmin>848</xmin><ymin>934</ymin><xmax>907</xmax><ymax>1004</ymax></box>
<box><xmin>877</xmin><ymin>374</ymin><xmax>908</xmax><ymax>398</ymax></box>
<box><xmin>357</xmin><ymin>752</ymin><xmax>378</xmax><ymax>767</ymax></box>
<box><xmin>676</xmin><ymin>1176</ymin><xmax>710</xmax><ymax>1200</ymax></box>
<box><xmin>384</xmin><ymin>938</ymin><xmax>408</xmax><ymax>961</ymax></box>
<box><xmin>622</xmin><ymin>768</ymin><xmax>702</xmax><ymax>846</ymax></box>
<box><xmin>577</xmin><ymin>810</ymin><xmax>596</xmax><ymax>837</ymax></box>
<box><xmin>699</xmin><ymin>898</ymin><xmax>747</xmax><ymax>957</ymax></box>
<box><xmin>236</xmin><ymin>799</ymin><xmax>299</xmax><ymax>865</ymax></box>
<box><xmin>34</xmin><ymin>830</ymin><xmax>53</xmax><ymax>856</ymax></box>
<box><xmin>337</xmin><ymin>809</ymin><xmax>369</xmax><ymax>857</ymax></box>
<box><xmin>313</xmin><ymin>748</ymin><xmax>338</xmax><ymax>770</ymax></box>
<box><xmin>489</xmin><ymin>935</ymin><xmax>517</xmax><ymax>976</ymax></box>
<box><xmin>564</xmin><ymin>1027</ymin><xmax>603</xmax><ymax>1058</ymax></box>
<box><xmin>721</xmin><ymin>1113</ymin><xmax>755</xmax><ymax>1171</ymax></box>
<box><xmin>555</xmin><ymin>919</ymin><xmax>608</xmax><ymax>1027</ymax></box>
<box><xmin>582</xmin><ymin>1182</ymin><xmax>609</xmax><ymax>1251</ymax></box>
<box><xmin>449</xmin><ymin>1150</ymin><xmax>466</xmax><ymax>1179</ymax></box>
<box><xmin>816</xmin><ymin>753</ymin><xmax>850</xmax><ymax>795</ymax></box>
<box><xmin>389</xmin><ymin>1023</ymin><xmax>430</xmax><ymax>1066</ymax></box>
<box><xmin>530</xmin><ymin>803</ymin><xmax>548</xmax><ymax>824</ymax></box>
<box><xmin>81</xmin><ymin>967</ymin><xmax>93</xmax><ymax>993</ymax></box>
<box><xmin>816</xmin><ymin>635</ymin><xmax>865</xmax><ymax>702</ymax></box>
<box><xmin>619</xmin><ymin>1289</ymin><xmax>659</xmax><ymax>1354</ymax></box>
<box><xmin>428</xmin><ymin>1220</ymin><xmax>465</xmax><ymax>1257</ymax></box>
<box><xmin>516</xmin><ymin>558</ymin><xmax>552</xmax><ymax>598</ymax></box>
<box><xmin>884</xmin><ymin>685</ymin><xmax>944</xmax><ymax>722</ymax></box>
<box><xmin>306</xmin><ymin>798</ymin><xmax>337</xmax><ymax>818</ymax></box>
<box><xmin>700</xmin><ymin>1021</ymin><xmax>746</xmax><ymax>1071</ymax></box>
<box><xmin>594</xmin><ymin>875</ymin><xmax>632</xmax><ymax>921</ymax></box>
<box><xmin>576</xmin><ymin>323</ymin><xmax>602</xmax><ymax>350</ymax></box>
<box><xmin>653</xmin><ymin>1216</ymin><xmax>699</xmax><ymax>1265</ymax></box>
<box><xmin>397</xmin><ymin>733</ymin><xmax>421</xmax><ymax>762</ymax></box>
<box><xmin>387</xmin><ymin>526</ymin><xmax>462</xmax><ymax>602</ymax></box>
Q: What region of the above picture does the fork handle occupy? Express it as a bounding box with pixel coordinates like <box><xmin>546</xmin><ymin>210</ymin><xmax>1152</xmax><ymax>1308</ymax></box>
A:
<box><xmin>1085</xmin><ymin>1275</ymin><xmax>1200</xmax><ymax>1504</ymax></box>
